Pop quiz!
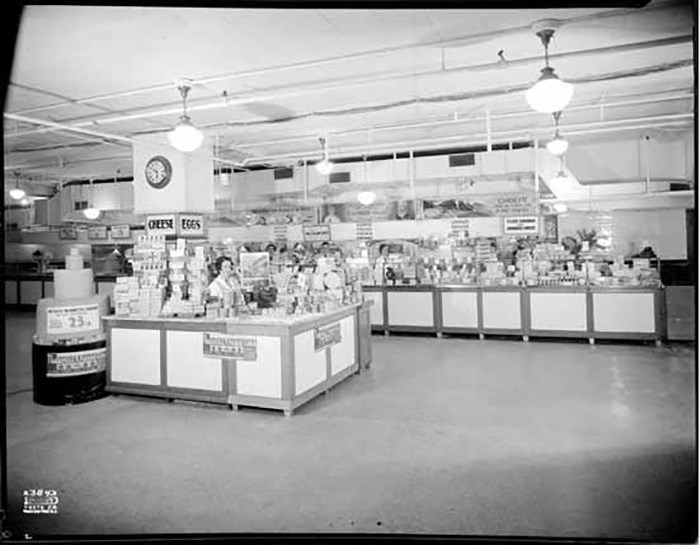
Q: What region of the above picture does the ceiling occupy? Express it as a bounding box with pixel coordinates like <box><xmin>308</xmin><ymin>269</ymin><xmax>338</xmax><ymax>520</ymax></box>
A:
<box><xmin>3</xmin><ymin>1</ymin><xmax>695</xmax><ymax>198</ymax></box>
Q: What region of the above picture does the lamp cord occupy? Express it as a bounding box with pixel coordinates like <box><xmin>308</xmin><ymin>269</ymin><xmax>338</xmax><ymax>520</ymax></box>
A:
<box><xmin>180</xmin><ymin>86</ymin><xmax>190</xmax><ymax>118</ymax></box>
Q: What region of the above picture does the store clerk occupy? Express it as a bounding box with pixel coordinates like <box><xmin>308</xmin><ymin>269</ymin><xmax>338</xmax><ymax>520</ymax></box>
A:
<box><xmin>208</xmin><ymin>256</ymin><xmax>241</xmax><ymax>301</ymax></box>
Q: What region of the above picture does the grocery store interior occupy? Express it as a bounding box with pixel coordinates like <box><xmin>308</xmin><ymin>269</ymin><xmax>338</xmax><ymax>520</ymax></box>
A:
<box><xmin>3</xmin><ymin>3</ymin><xmax>696</xmax><ymax>541</ymax></box>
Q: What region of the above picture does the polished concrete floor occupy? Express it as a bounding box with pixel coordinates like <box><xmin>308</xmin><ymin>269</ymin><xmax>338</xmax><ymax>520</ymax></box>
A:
<box><xmin>4</xmin><ymin>309</ymin><xmax>697</xmax><ymax>540</ymax></box>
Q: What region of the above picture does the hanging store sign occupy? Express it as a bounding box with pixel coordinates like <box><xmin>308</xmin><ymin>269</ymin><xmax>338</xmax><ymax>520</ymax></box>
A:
<box><xmin>87</xmin><ymin>226</ymin><xmax>108</xmax><ymax>240</ymax></box>
<box><xmin>110</xmin><ymin>225</ymin><xmax>131</xmax><ymax>239</ymax></box>
<box><xmin>355</xmin><ymin>222</ymin><xmax>374</xmax><ymax>241</ymax></box>
<box><xmin>146</xmin><ymin>214</ymin><xmax>177</xmax><ymax>235</ymax></box>
<box><xmin>203</xmin><ymin>333</ymin><xmax>257</xmax><ymax>360</ymax></box>
<box><xmin>177</xmin><ymin>214</ymin><xmax>205</xmax><ymax>237</ymax></box>
<box><xmin>46</xmin><ymin>347</ymin><xmax>107</xmax><ymax>378</ymax></box>
<box><xmin>303</xmin><ymin>224</ymin><xmax>331</xmax><ymax>242</ymax></box>
<box><xmin>503</xmin><ymin>216</ymin><xmax>539</xmax><ymax>235</ymax></box>
<box><xmin>46</xmin><ymin>303</ymin><xmax>100</xmax><ymax>335</ymax></box>
<box><xmin>58</xmin><ymin>226</ymin><xmax>78</xmax><ymax>240</ymax></box>
<box><xmin>314</xmin><ymin>322</ymin><xmax>342</xmax><ymax>351</ymax></box>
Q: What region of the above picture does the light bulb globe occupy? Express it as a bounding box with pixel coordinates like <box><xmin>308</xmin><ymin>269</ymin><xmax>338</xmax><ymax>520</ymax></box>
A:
<box><xmin>357</xmin><ymin>191</ymin><xmax>376</xmax><ymax>206</ymax></box>
<box><xmin>168</xmin><ymin>117</ymin><xmax>204</xmax><ymax>152</ymax></box>
<box><xmin>316</xmin><ymin>158</ymin><xmax>334</xmax><ymax>175</ymax></box>
<box><xmin>526</xmin><ymin>67</ymin><xmax>574</xmax><ymax>113</ymax></box>
<box><xmin>9</xmin><ymin>188</ymin><xmax>26</xmax><ymax>200</ymax></box>
<box><xmin>83</xmin><ymin>207</ymin><xmax>101</xmax><ymax>220</ymax></box>
<box><xmin>553</xmin><ymin>203</ymin><xmax>568</xmax><ymax>213</ymax></box>
<box><xmin>546</xmin><ymin>135</ymin><xmax>569</xmax><ymax>156</ymax></box>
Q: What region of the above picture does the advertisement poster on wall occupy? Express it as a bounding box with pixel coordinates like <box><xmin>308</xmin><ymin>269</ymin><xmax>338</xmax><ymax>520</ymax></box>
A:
<box><xmin>320</xmin><ymin>200</ymin><xmax>418</xmax><ymax>223</ymax></box>
<box><xmin>214</xmin><ymin>207</ymin><xmax>316</xmax><ymax>227</ymax></box>
<box><xmin>419</xmin><ymin>193</ymin><xmax>536</xmax><ymax>219</ymax></box>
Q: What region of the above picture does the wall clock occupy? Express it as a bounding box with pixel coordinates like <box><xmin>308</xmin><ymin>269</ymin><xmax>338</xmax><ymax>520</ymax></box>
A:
<box><xmin>145</xmin><ymin>156</ymin><xmax>173</xmax><ymax>189</ymax></box>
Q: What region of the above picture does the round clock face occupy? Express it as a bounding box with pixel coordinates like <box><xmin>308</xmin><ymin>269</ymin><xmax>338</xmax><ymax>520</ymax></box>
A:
<box><xmin>145</xmin><ymin>156</ymin><xmax>173</xmax><ymax>189</ymax></box>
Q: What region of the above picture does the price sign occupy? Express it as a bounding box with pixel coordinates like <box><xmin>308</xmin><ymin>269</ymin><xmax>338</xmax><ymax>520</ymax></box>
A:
<box><xmin>88</xmin><ymin>226</ymin><xmax>108</xmax><ymax>240</ymax></box>
<box><xmin>314</xmin><ymin>322</ymin><xmax>342</xmax><ymax>351</ymax></box>
<box><xmin>203</xmin><ymin>333</ymin><xmax>257</xmax><ymax>360</ymax></box>
<box><xmin>503</xmin><ymin>216</ymin><xmax>539</xmax><ymax>235</ymax></box>
<box><xmin>355</xmin><ymin>222</ymin><xmax>373</xmax><ymax>241</ymax></box>
<box><xmin>303</xmin><ymin>224</ymin><xmax>331</xmax><ymax>242</ymax></box>
<box><xmin>59</xmin><ymin>227</ymin><xmax>78</xmax><ymax>240</ymax></box>
<box><xmin>273</xmin><ymin>224</ymin><xmax>288</xmax><ymax>242</ymax></box>
<box><xmin>46</xmin><ymin>348</ymin><xmax>107</xmax><ymax>377</ymax></box>
<box><xmin>110</xmin><ymin>225</ymin><xmax>131</xmax><ymax>239</ymax></box>
<box><xmin>46</xmin><ymin>304</ymin><xmax>100</xmax><ymax>335</ymax></box>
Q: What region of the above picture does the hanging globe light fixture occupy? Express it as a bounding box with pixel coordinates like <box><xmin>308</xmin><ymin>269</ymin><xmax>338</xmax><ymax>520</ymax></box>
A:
<box><xmin>526</xmin><ymin>26</ymin><xmax>574</xmax><ymax>113</ymax></box>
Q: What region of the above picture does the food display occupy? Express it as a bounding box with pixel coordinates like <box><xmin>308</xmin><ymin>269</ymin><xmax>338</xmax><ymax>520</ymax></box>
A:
<box><xmin>358</xmin><ymin>236</ymin><xmax>660</xmax><ymax>288</ymax></box>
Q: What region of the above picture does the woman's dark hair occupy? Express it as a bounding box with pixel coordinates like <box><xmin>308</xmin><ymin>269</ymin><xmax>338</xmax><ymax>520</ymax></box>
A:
<box><xmin>379</xmin><ymin>244</ymin><xmax>388</xmax><ymax>254</ymax></box>
<box><xmin>214</xmin><ymin>256</ymin><xmax>234</xmax><ymax>274</ymax></box>
<box><xmin>265</xmin><ymin>243</ymin><xmax>277</xmax><ymax>252</ymax></box>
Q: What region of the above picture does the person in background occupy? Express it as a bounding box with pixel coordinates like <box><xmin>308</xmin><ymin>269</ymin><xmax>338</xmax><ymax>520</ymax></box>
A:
<box><xmin>319</xmin><ymin>241</ymin><xmax>331</xmax><ymax>258</ymax></box>
<box><xmin>323</xmin><ymin>204</ymin><xmax>342</xmax><ymax>224</ymax></box>
<box><xmin>395</xmin><ymin>200</ymin><xmax>414</xmax><ymax>221</ymax></box>
<box><xmin>292</xmin><ymin>242</ymin><xmax>306</xmax><ymax>265</ymax></box>
<box><xmin>208</xmin><ymin>256</ymin><xmax>241</xmax><ymax>301</ymax></box>
<box><xmin>265</xmin><ymin>243</ymin><xmax>277</xmax><ymax>260</ymax></box>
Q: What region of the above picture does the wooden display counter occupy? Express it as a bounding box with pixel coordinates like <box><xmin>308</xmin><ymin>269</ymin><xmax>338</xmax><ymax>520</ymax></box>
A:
<box><xmin>103</xmin><ymin>301</ymin><xmax>373</xmax><ymax>416</ymax></box>
<box><xmin>365</xmin><ymin>285</ymin><xmax>665</xmax><ymax>343</ymax></box>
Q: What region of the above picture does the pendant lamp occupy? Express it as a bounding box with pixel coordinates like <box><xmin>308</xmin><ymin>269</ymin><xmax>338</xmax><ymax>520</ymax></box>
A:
<box><xmin>168</xmin><ymin>83</ymin><xmax>204</xmax><ymax>152</ymax></box>
<box><xmin>526</xmin><ymin>27</ymin><xmax>574</xmax><ymax>113</ymax></box>
<box><xmin>546</xmin><ymin>111</ymin><xmax>569</xmax><ymax>156</ymax></box>
<box><xmin>315</xmin><ymin>137</ymin><xmax>334</xmax><ymax>175</ymax></box>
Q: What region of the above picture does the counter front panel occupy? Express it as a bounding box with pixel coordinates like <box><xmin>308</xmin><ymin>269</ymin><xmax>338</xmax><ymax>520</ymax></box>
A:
<box><xmin>592</xmin><ymin>292</ymin><xmax>656</xmax><ymax>334</ymax></box>
<box><xmin>481</xmin><ymin>291</ymin><xmax>522</xmax><ymax>330</ymax></box>
<box><xmin>387</xmin><ymin>290</ymin><xmax>434</xmax><ymax>328</ymax></box>
<box><xmin>294</xmin><ymin>329</ymin><xmax>329</xmax><ymax>396</ymax></box>
<box><xmin>236</xmin><ymin>336</ymin><xmax>282</xmax><ymax>399</ymax></box>
<box><xmin>166</xmin><ymin>330</ymin><xmax>223</xmax><ymax>392</ymax></box>
<box><xmin>110</xmin><ymin>327</ymin><xmax>161</xmax><ymax>385</ymax></box>
<box><xmin>530</xmin><ymin>292</ymin><xmax>587</xmax><ymax>332</ymax></box>
<box><xmin>440</xmin><ymin>290</ymin><xmax>479</xmax><ymax>329</ymax></box>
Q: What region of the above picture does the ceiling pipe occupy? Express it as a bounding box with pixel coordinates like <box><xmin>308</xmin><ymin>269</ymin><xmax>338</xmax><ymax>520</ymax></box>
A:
<box><xmin>241</xmin><ymin>113</ymin><xmax>693</xmax><ymax>165</ymax></box>
<box><xmin>12</xmin><ymin>3</ymin><xmax>676</xmax><ymax>117</ymax></box>
<box><xmin>231</xmin><ymin>89</ymin><xmax>692</xmax><ymax>151</ymax></box>
<box><xmin>6</xmin><ymin>35</ymin><xmax>692</xmax><ymax>141</ymax></box>
<box><xmin>4</xmin><ymin>112</ymin><xmax>132</xmax><ymax>143</ymax></box>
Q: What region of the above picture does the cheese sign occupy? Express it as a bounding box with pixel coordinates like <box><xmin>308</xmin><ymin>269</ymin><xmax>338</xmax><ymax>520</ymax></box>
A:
<box><xmin>503</xmin><ymin>216</ymin><xmax>539</xmax><ymax>235</ymax></box>
<box><xmin>314</xmin><ymin>323</ymin><xmax>342</xmax><ymax>351</ymax></box>
<box><xmin>46</xmin><ymin>304</ymin><xmax>100</xmax><ymax>335</ymax></box>
<box><xmin>146</xmin><ymin>214</ymin><xmax>177</xmax><ymax>235</ymax></box>
<box><xmin>46</xmin><ymin>348</ymin><xmax>107</xmax><ymax>378</ymax></box>
<box><xmin>203</xmin><ymin>333</ymin><xmax>257</xmax><ymax>360</ymax></box>
<box><xmin>178</xmin><ymin>214</ymin><xmax>204</xmax><ymax>237</ymax></box>
<box><xmin>303</xmin><ymin>224</ymin><xmax>331</xmax><ymax>242</ymax></box>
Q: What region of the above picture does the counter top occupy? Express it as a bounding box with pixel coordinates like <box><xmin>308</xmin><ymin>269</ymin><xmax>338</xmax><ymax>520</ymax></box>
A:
<box><xmin>103</xmin><ymin>302</ymin><xmax>367</xmax><ymax>329</ymax></box>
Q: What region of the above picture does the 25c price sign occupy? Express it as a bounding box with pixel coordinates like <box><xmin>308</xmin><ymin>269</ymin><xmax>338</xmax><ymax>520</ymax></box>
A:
<box><xmin>46</xmin><ymin>304</ymin><xmax>100</xmax><ymax>335</ymax></box>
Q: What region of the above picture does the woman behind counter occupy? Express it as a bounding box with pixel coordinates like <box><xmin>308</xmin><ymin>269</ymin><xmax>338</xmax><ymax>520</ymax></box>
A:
<box><xmin>208</xmin><ymin>256</ymin><xmax>242</xmax><ymax>304</ymax></box>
